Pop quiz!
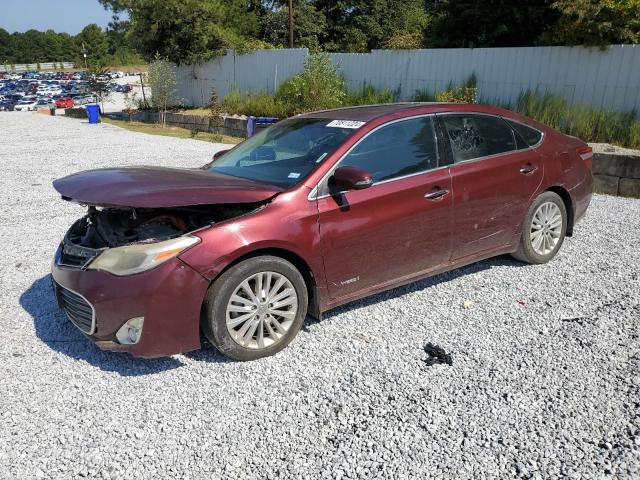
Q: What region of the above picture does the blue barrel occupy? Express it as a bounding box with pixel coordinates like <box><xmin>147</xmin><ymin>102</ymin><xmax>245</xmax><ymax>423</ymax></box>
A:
<box><xmin>86</xmin><ymin>104</ymin><xmax>100</xmax><ymax>124</ymax></box>
<box><xmin>247</xmin><ymin>116</ymin><xmax>278</xmax><ymax>137</ymax></box>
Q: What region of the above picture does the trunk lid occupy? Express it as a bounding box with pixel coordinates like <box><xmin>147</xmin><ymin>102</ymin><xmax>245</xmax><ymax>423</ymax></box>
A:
<box><xmin>53</xmin><ymin>166</ymin><xmax>283</xmax><ymax>208</ymax></box>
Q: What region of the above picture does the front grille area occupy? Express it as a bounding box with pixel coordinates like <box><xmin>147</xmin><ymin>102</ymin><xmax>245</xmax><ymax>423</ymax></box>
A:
<box><xmin>53</xmin><ymin>280</ymin><xmax>95</xmax><ymax>335</ymax></box>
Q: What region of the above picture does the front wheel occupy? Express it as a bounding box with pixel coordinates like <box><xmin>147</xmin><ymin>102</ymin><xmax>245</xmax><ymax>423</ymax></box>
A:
<box><xmin>512</xmin><ymin>191</ymin><xmax>567</xmax><ymax>264</ymax></box>
<box><xmin>202</xmin><ymin>255</ymin><xmax>308</xmax><ymax>361</ymax></box>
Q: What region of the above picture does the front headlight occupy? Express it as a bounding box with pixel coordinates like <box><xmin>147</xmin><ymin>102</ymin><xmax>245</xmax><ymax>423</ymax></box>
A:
<box><xmin>87</xmin><ymin>235</ymin><xmax>200</xmax><ymax>276</ymax></box>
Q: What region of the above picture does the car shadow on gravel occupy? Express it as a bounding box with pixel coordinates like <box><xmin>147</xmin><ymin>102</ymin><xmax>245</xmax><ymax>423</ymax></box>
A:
<box><xmin>20</xmin><ymin>275</ymin><xmax>185</xmax><ymax>376</ymax></box>
<box><xmin>315</xmin><ymin>255</ymin><xmax>527</xmax><ymax>325</ymax></box>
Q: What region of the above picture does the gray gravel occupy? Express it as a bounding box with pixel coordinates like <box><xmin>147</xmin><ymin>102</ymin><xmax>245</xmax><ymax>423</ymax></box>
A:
<box><xmin>1</xmin><ymin>112</ymin><xmax>639</xmax><ymax>479</ymax></box>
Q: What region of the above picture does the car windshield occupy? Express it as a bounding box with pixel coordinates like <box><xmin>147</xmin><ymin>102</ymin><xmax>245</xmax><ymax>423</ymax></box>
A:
<box><xmin>209</xmin><ymin>118</ymin><xmax>358</xmax><ymax>187</ymax></box>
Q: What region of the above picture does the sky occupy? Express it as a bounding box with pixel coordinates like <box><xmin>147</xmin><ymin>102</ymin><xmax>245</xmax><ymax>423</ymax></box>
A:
<box><xmin>1</xmin><ymin>0</ymin><xmax>118</xmax><ymax>34</ymax></box>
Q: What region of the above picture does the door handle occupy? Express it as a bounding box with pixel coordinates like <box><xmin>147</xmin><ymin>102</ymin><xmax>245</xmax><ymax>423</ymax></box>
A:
<box><xmin>520</xmin><ymin>163</ymin><xmax>538</xmax><ymax>174</ymax></box>
<box><xmin>424</xmin><ymin>189</ymin><xmax>450</xmax><ymax>200</ymax></box>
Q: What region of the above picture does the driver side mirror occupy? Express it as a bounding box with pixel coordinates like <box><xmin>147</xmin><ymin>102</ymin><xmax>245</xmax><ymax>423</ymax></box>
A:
<box><xmin>330</xmin><ymin>166</ymin><xmax>373</xmax><ymax>192</ymax></box>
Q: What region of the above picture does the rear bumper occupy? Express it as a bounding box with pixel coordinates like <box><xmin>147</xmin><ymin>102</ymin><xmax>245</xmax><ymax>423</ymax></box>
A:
<box><xmin>51</xmin><ymin>249</ymin><xmax>210</xmax><ymax>358</ymax></box>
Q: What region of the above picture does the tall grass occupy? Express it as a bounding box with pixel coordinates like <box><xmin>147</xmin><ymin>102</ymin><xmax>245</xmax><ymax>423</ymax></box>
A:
<box><xmin>345</xmin><ymin>84</ymin><xmax>395</xmax><ymax>106</ymax></box>
<box><xmin>516</xmin><ymin>90</ymin><xmax>640</xmax><ymax>149</ymax></box>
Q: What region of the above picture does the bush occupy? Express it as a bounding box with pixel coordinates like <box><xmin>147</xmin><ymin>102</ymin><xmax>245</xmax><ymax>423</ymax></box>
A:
<box><xmin>220</xmin><ymin>89</ymin><xmax>289</xmax><ymax>117</ymax></box>
<box><xmin>275</xmin><ymin>53</ymin><xmax>346</xmax><ymax>114</ymax></box>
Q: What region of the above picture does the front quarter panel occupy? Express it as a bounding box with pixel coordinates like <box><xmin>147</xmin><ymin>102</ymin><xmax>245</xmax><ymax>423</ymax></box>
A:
<box><xmin>179</xmin><ymin>190</ymin><xmax>324</xmax><ymax>292</ymax></box>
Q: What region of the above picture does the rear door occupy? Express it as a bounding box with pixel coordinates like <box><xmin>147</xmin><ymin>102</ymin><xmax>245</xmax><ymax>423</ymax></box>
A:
<box><xmin>439</xmin><ymin>113</ymin><xmax>543</xmax><ymax>261</ymax></box>
<box><xmin>316</xmin><ymin>115</ymin><xmax>453</xmax><ymax>300</ymax></box>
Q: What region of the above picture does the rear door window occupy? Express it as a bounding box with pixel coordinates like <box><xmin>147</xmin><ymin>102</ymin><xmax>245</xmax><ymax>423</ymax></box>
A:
<box><xmin>441</xmin><ymin>114</ymin><xmax>517</xmax><ymax>163</ymax></box>
<box><xmin>507</xmin><ymin>120</ymin><xmax>543</xmax><ymax>147</ymax></box>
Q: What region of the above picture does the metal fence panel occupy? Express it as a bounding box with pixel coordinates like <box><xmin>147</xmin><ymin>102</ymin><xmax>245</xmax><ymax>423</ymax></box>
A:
<box><xmin>174</xmin><ymin>49</ymin><xmax>308</xmax><ymax>107</ymax></box>
<box><xmin>175</xmin><ymin>45</ymin><xmax>640</xmax><ymax>112</ymax></box>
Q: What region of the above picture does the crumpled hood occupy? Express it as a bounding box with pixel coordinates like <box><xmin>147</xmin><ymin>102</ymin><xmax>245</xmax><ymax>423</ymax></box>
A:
<box><xmin>53</xmin><ymin>166</ymin><xmax>283</xmax><ymax>208</ymax></box>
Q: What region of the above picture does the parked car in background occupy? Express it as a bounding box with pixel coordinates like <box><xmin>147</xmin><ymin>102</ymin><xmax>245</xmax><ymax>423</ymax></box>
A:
<box><xmin>14</xmin><ymin>98</ymin><xmax>38</xmax><ymax>111</ymax></box>
<box><xmin>35</xmin><ymin>98</ymin><xmax>54</xmax><ymax>109</ymax></box>
<box><xmin>55</xmin><ymin>97</ymin><xmax>74</xmax><ymax>109</ymax></box>
<box><xmin>51</xmin><ymin>103</ymin><xmax>593</xmax><ymax>360</ymax></box>
<box><xmin>0</xmin><ymin>99</ymin><xmax>17</xmax><ymax>111</ymax></box>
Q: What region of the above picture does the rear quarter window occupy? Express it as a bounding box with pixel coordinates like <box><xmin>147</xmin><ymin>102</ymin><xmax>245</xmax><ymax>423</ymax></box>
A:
<box><xmin>507</xmin><ymin>120</ymin><xmax>543</xmax><ymax>147</ymax></box>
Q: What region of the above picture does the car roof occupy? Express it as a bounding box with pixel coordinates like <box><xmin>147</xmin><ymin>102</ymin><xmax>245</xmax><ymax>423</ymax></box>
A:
<box><xmin>297</xmin><ymin>102</ymin><xmax>516</xmax><ymax>123</ymax></box>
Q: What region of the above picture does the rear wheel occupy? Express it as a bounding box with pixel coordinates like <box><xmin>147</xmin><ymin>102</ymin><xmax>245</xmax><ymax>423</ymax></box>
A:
<box><xmin>202</xmin><ymin>256</ymin><xmax>308</xmax><ymax>361</ymax></box>
<box><xmin>512</xmin><ymin>191</ymin><xmax>567</xmax><ymax>264</ymax></box>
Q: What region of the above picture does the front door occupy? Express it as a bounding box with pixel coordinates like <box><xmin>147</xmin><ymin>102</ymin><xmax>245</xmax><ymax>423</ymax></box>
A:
<box><xmin>316</xmin><ymin>115</ymin><xmax>453</xmax><ymax>300</ymax></box>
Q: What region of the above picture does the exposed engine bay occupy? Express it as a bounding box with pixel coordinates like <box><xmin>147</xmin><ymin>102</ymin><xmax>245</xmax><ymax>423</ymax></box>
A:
<box><xmin>63</xmin><ymin>203</ymin><xmax>262</xmax><ymax>250</ymax></box>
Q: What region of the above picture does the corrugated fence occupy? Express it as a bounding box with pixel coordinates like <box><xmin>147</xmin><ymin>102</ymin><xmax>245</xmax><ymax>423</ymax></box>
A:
<box><xmin>1</xmin><ymin>62</ymin><xmax>75</xmax><ymax>72</ymax></box>
<box><xmin>176</xmin><ymin>45</ymin><xmax>640</xmax><ymax>112</ymax></box>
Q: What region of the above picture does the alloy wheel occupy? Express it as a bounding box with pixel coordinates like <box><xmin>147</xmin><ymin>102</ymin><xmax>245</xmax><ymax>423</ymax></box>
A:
<box><xmin>225</xmin><ymin>271</ymin><xmax>298</xmax><ymax>350</ymax></box>
<box><xmin>530</xmin><ymin>201</ymin><xmax>563</xmax><ymax>256</ymax></box>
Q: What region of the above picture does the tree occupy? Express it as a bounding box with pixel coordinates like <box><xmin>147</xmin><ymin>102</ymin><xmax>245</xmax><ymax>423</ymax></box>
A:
<box><xmin>147</xmin><ymin>55</ymin><xmax>179</xmax><ymax>126</ymax></box>
<box><xmin>275</xmin><ymin>53</ymin><xmax>346</xmax><ymax>112</ymax></box>
<box><xmin>75</xmin><ymin>24</ymin><xmax>109</xmax><ymax>65</ymax></box>
<box><xmin>426</xmin><ymin>0</ymin><xmax>557</xmax><ymax>48</ymax></box>
<box><xmin>314</xmin><ymin>0</ymin><xmax>428</xmax><ymax>52</ymax></box>
<box><xmin>99</xmin><ymin>0</ymin><xmax>260</xmax><ymax>64</ymax></box>
<box><xmin>543</xmin><ymin>0</ymin><xmax>640</xmax><ymax>45</ymax></box>
<box><xmin>87</xmin><ymin>63</ymin><xmax>112</xmax><ymax>112</ymax></box>
<box><xmin>259</xmin><ymin>0</ymin><xmax>327</xmax><ymax>50</ymax></box>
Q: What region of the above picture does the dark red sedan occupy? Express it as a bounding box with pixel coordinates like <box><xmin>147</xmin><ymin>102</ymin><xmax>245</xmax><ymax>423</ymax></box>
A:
<box><xmin>51</xmin><ymin>103</ymin><xmax>592</xmax><ymax>360</ymax></box>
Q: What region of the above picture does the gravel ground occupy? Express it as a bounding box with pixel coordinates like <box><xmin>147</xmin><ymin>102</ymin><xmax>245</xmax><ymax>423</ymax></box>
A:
<box><xmin>0</xmin><ymin>112</ymin><xmax>639</xmax><ymax>479</ymax></box>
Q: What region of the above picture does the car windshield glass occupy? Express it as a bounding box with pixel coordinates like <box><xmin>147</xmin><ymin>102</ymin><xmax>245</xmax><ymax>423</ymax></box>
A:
<box><xmin>209</xmin><ymin>118</ymin><xmax>357</xmax><ymax>187</ymax></box>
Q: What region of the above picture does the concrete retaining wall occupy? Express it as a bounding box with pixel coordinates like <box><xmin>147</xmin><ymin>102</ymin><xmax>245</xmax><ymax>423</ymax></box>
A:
<box><xmin>592</xmin><ymin>146</ymin><xmax>640</xmax><ymax>198</ymax></box>
<box><xmin>108</xmin><ymin>111</ymin><xmax>249</xmax><ymax>138</ymax></box>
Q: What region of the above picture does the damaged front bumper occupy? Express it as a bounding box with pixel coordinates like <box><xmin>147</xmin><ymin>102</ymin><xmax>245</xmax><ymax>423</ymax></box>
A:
<box><xmin>52</xmin><ymin>246</ymin><xmax>210</xmax><ymax>358</ymax></box>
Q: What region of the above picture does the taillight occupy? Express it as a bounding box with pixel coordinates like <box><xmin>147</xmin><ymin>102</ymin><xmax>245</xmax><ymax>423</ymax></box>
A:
<box><xmin>577</xmin><ymin>146</ymin><xmax>593</xmax><ymax>170</ymax></box>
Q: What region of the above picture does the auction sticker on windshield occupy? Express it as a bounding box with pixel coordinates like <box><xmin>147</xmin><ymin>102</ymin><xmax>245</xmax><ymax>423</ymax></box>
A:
<box><xmin>326</xmin><ymin>120</ymin><xmax>366</xmax><ymax>129</ymax></box>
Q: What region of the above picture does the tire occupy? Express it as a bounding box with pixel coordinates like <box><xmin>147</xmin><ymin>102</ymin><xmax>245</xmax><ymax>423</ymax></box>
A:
<box><xmin>512</xmin><ymin>191</ymin><xmax>567</xmax><ymax>264</ymax></box>
<box><xmin>202</xmin><ymin>255</ymin><xmax>308</xmax><ymax>361</ymax></box>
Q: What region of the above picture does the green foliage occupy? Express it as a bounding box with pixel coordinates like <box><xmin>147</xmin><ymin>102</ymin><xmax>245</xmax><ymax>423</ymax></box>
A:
<box><xmin>76</xmin><ymin>24</ymin><xmax>109</xmax><ymax>64</ymax></box>
<box><xmin>148</xmin><ymin>55</ymin><xmax>179</xmax><ymax>125</ymax></box>
<box><xmin>543</xmin><ymin>0</ymin><xmax>640</xmax><ymax>45</ymax></box>
<box><xmin>384</xmin><ymin>33</ymin><xmax>424</xmax><ymax>50</ymax></box>
<box><xmin>87</xmin><ymin>63</ymin><xmax>112</xmax><ymax>108</ymax></box>
<box><xmin>221</xmin><ymin>89</ymin><xmax>290</xmax><ymax>117</ymax></box>
<box><xmin>516</xmin><ymin>90</ymin><xmax>640</xmax><ymax>148</ymax></box>
<box><xmin>426</xmin><ymin>0</ymin><xmax>557</xmax><ymax>48</ymax></box>
<box><xmin>413</xmin><ymin>89</ymin><xmax>435</xmax><ymax>102</ymax></box>
<box><xmin>345</xmin><ymin>84</ymin><xmax>394</xmax><ymax>105</ymax></box>
<box><xmin>315</xmin><ymin>0</ymin><xmax>428</xmax><ymax>52</ymax></box>
<box><xmin>0</xmin><ymin>23</ymin><xmax>141</xmax><ymax>66</ymax></box>
<box><xmin>218</xmin><ymin>59</ymin><xmax>393</xmax><ymax>117</ymax></box>
<box><xmin>275</xmin><ymin>53</ymin><xmax>346</xmax><ymax>113</ymax></box>
<box><xmin>100</xmin><ymin>0</ymin><xmax>259</xmax><ymax>64</ymax></box>
<box><xmin>412</xmin><ymin>74</ymin><xmax>478</xmax><ymax>104</ymax></box>
<box><xmin>258</xmin><ymin>0</ymin><xmax>327</xmax><ymax>50</ymax></box>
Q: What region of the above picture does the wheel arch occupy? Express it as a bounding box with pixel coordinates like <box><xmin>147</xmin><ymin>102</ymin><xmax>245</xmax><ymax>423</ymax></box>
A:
<box><xmin>545</xmin><ymin>185</ymin><xmax>575</xmax><ymax>236</ymax></box>
<box><xmin>207</xmin><ymin>247</ymin><xmax>322</xmax><ymax>321</ymax></box>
